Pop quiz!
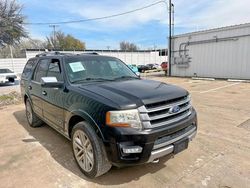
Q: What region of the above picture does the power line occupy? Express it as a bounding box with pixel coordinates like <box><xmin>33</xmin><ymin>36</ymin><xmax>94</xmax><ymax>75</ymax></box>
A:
<box><xmin>23</xmin><ymin>0</ymin><xmax>167</xmax><ymax>25</ymax></box>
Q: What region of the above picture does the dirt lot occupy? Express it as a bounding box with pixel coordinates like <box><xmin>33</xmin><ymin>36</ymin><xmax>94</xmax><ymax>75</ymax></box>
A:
<box><xmin>0</xmin><ymin>77</ymin><xmax>250</xmax><ymax>188</ymax></box>
<box><xmin>0</xmin><ymin>81</ymin><xmax>20</xmax><ymax>95</ymax></box>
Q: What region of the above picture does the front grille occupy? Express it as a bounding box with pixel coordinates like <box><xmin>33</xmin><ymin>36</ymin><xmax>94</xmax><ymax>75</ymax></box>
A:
<box><xmin>153</xmin><ymin>124</ymin><xmax>196</xmax><ymax>150</ymax></box>
<box><xmin>138</xmin><ymin>95</ymin><xmax>192</xmax><ymax>128</ymax></box>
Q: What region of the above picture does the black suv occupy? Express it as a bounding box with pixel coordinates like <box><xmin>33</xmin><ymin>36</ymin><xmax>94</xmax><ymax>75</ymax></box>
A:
<box><xmin>20</xmin><ymin>52</ymin><xmax>197</xmax><ymax>178</ymax></box>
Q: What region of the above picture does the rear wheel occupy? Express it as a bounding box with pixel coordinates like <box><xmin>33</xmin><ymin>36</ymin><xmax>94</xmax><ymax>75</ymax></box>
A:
<box><xmin>72</xmin><ymin>122</ymin><xmax>111</xmax><ymax>178</ymax></box>
<box><xmin>25</xmin><ymin>99</ymin><xmax>43</xmax><ymax>127</ymax></box>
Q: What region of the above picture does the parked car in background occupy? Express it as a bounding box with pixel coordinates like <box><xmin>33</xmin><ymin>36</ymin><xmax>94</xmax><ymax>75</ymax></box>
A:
<box><xmin>161</xmin><ymin>62</ymin><xmax>168</xmax><ymax>76</ymax></box>
<box><xmin>153</xmin><ymin>64</ymin><xmax>162</xmax><ymax>70</ymax></box>
<box><xmin>0</xmin><ymin>68</ymin><xmax>17</xmax><ymax>84</ymax></box>
<box><xmin>127</xmin><ymin>64</ymin><xmax>140</xmax><ymax>76</ymax></box>
<box><xmin>146</xmin><ymin>64</ymin><xmax>155</xmax><ymax>69</ymax></box>
<box><xmin>137</xmin><ymin>64</ymin><xmax>150</xmax><ymax>73</ymax></box>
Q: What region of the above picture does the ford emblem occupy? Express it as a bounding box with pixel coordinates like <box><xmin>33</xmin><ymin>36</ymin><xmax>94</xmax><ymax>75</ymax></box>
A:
<box><xmin>169</xmin><ymin>105</ymin><xmax>181</xmax><ymax>114</ymax></box>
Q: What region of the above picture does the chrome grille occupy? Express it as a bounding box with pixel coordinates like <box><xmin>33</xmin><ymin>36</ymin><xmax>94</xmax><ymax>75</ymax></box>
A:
<box><xmin>138</xmin><ymin>95</ymin><xmax>192</xmax><ymax>128</ymax></box>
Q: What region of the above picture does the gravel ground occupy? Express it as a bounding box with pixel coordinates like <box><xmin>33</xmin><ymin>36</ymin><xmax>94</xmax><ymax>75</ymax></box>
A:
<box><xmin>0</xmin><ymin>80</ymin><xmax>20</xmax><ymax>95</ymax></box>
<box><xmin>0</xmin><ymin>91</ymin><xmax>22</xmax><ymax>106</ymax></box>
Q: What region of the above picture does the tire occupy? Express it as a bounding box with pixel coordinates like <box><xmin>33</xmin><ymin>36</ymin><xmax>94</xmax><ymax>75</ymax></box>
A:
<box><xmin>25</xmin><ymin>99</ymin><xmax>43</xmax><ymax>127</ymax></box>
<box><xmin>71</xmin><ymin>122</ymin><xmax>112</xmax><ymax>178</ymax></box>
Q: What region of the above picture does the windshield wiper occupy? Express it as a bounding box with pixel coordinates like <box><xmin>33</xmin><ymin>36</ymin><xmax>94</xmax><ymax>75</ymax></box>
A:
<box><xmin>114</xmin><ymin>76</ymin><xmax>140</xmax><ymax>80</ymax></box>
<box><xmin>72</xmin><ymin>77</ymin><xmax>114</xmax><ymax>83</ymax></box>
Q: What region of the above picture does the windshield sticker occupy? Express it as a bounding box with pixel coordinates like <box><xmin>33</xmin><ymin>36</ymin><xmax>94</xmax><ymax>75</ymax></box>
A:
<box><xmin>69</xmin><ymin>62</ymin><xmax>85</xmax><ymax>72</ymax></box>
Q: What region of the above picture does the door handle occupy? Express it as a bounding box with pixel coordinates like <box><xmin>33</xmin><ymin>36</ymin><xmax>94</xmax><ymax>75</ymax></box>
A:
<box><xmin>28</xmin><ymin>86</ymin><xmax>32</xmax><ymax>90</ymax></box>
<box><xmin>42</xmin><ymin>91</ymin><xmax>47</xmax><ymax>96</ymax></box>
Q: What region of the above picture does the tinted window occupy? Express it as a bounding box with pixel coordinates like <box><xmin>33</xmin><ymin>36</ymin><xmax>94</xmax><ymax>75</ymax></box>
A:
<box><xmin>22</xmin><ymin>60</ymin><xmax>35</xmax><ymax>78</ymax></box>
<box><xmin>33</xmin><ymin>59</ymin><xmax>49</xmax><ymax>82</ymax></box>
<box><xmin>47</xmin><ymin>60</ymin><xmax>62</xmax><ymax>81</ymax></box>
<box><xmin>0</xmin><ymin>69</ymin><xmax>13</xmax><ymax>73</ymax></box>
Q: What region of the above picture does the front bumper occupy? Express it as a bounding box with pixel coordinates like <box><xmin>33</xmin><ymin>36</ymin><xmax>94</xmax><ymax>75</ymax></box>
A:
<box><xmin>147</xmin><ymin>126</ymin><xmax>196</xmax><ymax>163</ymax></box>
<box><xmin>103</xmin><ymin>110</ymin><xmax>197</xmax><ymax>167</ymax></box>
<box><xmin>0</xmin><ymin>76</ymin><xmax>16</xmax><ymax>83</ymax></box>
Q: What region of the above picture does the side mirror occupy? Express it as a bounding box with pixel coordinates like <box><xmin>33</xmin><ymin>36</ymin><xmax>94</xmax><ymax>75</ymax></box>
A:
<box><xmin>41</xmin><ymin>77</ymin><xmax>64</xmax><ymax>88</ymax></box>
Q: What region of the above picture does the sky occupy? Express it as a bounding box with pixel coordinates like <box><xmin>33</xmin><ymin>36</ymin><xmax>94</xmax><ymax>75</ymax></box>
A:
<box><xmin>20</xmin><ymin>0</ymin><xmax>250</xmax><ymax>50</ymax></box>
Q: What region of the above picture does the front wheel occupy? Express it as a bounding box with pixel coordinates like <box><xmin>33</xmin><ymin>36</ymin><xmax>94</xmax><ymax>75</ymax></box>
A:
<box><xmin>72</xmin><ymin>122</ymin><xmax>111</xmax><ymax>178</ymax></box>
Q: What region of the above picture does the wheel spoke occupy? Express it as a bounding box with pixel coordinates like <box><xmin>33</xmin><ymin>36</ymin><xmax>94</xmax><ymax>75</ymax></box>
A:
<box><xmin>76</xmin><ymin>149</ymin><xmax>83</xmax><ymax>158</ymax></box>
<box><xmin>86</xmin><ymin>152</ymin><xmax>93</xmax><ymax>166</ymax></box>
<box><xmin>84</xmin><ymin>139</ymin><xmax>90</xmax><ymax>148</ymax></box>
<box><xmin>84</xmin><ymin>154</ymin><xmax>88</xmax><ymax>170</ymax></box>
<box><xmin>79</xmin><ymin>133</ymin><xmax>86</xmax><ymax>146</ymax></box>
<box><xmin>74</xmin><ymin>138</ymin><xmax>83</xmax><ymax>150</ymax></box>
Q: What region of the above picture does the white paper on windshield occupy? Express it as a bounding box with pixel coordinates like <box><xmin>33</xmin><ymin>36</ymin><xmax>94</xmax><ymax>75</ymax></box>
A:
<box><xmin>69</xmin><ymin>62</ymin><xmax>85</xmax><ymax>72</ymax></box>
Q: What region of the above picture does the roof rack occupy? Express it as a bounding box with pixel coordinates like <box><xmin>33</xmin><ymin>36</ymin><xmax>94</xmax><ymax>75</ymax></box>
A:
<box><xmin>35</xmin><ymin>51</ymin><xmax>73</xmax><ymax>57</ymax></box>
<box><xmin>35</xmin><ymin>51</ymin><xmax>100</xmax><ymax>58</ymax></box>
<box><xmin>79</xmin><ymin>52</ymin><xmax>99</xmax><ymax>55</ymax></box>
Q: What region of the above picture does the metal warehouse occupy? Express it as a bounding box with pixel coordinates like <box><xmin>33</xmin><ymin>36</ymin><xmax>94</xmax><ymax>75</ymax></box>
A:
<box><xmin>171</xmin><ymin>23</ymin><xmax>250</xmax><ymax>79</ymax></box>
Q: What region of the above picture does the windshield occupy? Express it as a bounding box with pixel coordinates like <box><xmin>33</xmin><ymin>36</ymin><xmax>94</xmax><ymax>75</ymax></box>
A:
<box><xmin>0</xmin><ymin>69</ymin><xmax>13</xmax><ymax>74</ymax></box>
<box><xmin>65</xmin><ymin>56</ymin><xmax>138</xmax><ymax>83</ymax></box>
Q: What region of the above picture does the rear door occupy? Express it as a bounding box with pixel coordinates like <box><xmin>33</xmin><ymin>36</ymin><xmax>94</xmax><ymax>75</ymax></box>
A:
<box><xmin>29</xmin><ymin>59</ymin><xmax>50</xmax><ymax>118</ymax></box>
<box><xmin>42</xmin><ymin>59</ymin><xmax>65</xmax><ymax>130</ymax></box>
<box><xmin>21</xmin><ymin>59</ymin><xmax>37</xmax><ymax>96</ymax></box>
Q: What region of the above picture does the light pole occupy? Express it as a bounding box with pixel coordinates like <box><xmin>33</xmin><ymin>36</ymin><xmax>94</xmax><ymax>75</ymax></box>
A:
<box><xmin>168</xmin><ymin>0</ymin><xmax>172</xmax><ymax>76</ymax></box>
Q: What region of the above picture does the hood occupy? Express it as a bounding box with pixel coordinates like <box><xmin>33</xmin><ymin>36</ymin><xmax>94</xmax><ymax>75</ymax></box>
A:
<box><xmin>78</xmin><ymin>79</ymin><xmax>188</xmax><ymax>109</ymax></box>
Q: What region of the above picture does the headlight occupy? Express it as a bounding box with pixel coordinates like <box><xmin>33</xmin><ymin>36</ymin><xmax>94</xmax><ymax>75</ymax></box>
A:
<box><xmin>106</xmin><ymin>109</ymin><xmax>142</xmax><ymax>129</ymax></box>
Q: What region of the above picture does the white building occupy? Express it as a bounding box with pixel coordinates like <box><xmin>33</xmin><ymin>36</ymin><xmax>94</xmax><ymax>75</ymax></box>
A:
<box><xmin>172</xmin><ymin>23</ymin><xmax>250</xmax><ymax>79</ymax></box>
<box><xmin>0</xmin><ymin>49</ymin><xmax>167</xmax><ymax>74</ymax></box>
<box><xmin>26</xmin><ymin>49</ymin><xmax>168</xmax><ymax>66</ymax></box>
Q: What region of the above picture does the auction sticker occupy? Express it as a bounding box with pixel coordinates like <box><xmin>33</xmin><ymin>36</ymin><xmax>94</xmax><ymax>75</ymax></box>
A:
<box><xmin>69</xmin><ymin>62</ymin><xmax>85</xmax><ymax>72</ymax></box>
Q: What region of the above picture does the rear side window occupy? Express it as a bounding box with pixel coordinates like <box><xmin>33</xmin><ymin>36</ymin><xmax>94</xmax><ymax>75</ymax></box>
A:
<box><xmin>47</xmin><ymin>60</ymin><xmax>62</xmax><ymax>81</ymax></box>
<box><xmin>22</xmin><ymin>60</ymin><xmax>35</xmax><ymax>79</ymax></box>
<box><xmin>33</xmin><ymin>59</ymin><xmax>49</xmax><ymax>82</ymax></box>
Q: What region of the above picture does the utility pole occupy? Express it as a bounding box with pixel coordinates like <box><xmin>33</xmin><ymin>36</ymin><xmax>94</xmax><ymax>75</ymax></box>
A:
<box><xmin>49</xmin><ymin>24</ymin><xmax>59</xmax><ymax>49</ymax></box>
<box><xmin>168</xmin><ymin>0</ymin><xmax>172</xmax><ymax>76</ymax></box>
<box><xmin>172</xmin><ymin>3</ymin><xmax>175</xmax><ymax>37</ymax></box>
<box><xmin>9</xmin><ymin>45</ymin><xmax>14</xmax><ymax>72</ymax></box>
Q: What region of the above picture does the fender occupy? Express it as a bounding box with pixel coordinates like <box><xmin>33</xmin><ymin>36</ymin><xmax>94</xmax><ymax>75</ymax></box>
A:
<box><xmin>65</xmin><ymin>109</ymin><xmax>105</xmax><ymax>140</ymax></box>
<box><xmin>23</xmin><ymin>92</ymin><xmax>32</xmax><ymax>104</ymax></box>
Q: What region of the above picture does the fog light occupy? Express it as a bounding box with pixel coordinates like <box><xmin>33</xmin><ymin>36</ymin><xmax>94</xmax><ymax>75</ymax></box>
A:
<box><xmin>122</xmin><ymin>146</ymin><xmax>143</xmax><ymax>154</ymax></box>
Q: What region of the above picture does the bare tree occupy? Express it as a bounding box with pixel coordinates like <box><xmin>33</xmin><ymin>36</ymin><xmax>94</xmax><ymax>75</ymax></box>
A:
<box><xmin>119</xmin><ymin>41</ymin><xmax>139</xmax><ymax>51</ymax></box>
<box><xmin>0</xmin><ymin>38</ymin><xmax>46</xmax><ymax>58</ymax></box>
<box><xmin>0</xmin><ymin>0</ymin><xmax>28</xmax><ymax>47</ymax></box>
